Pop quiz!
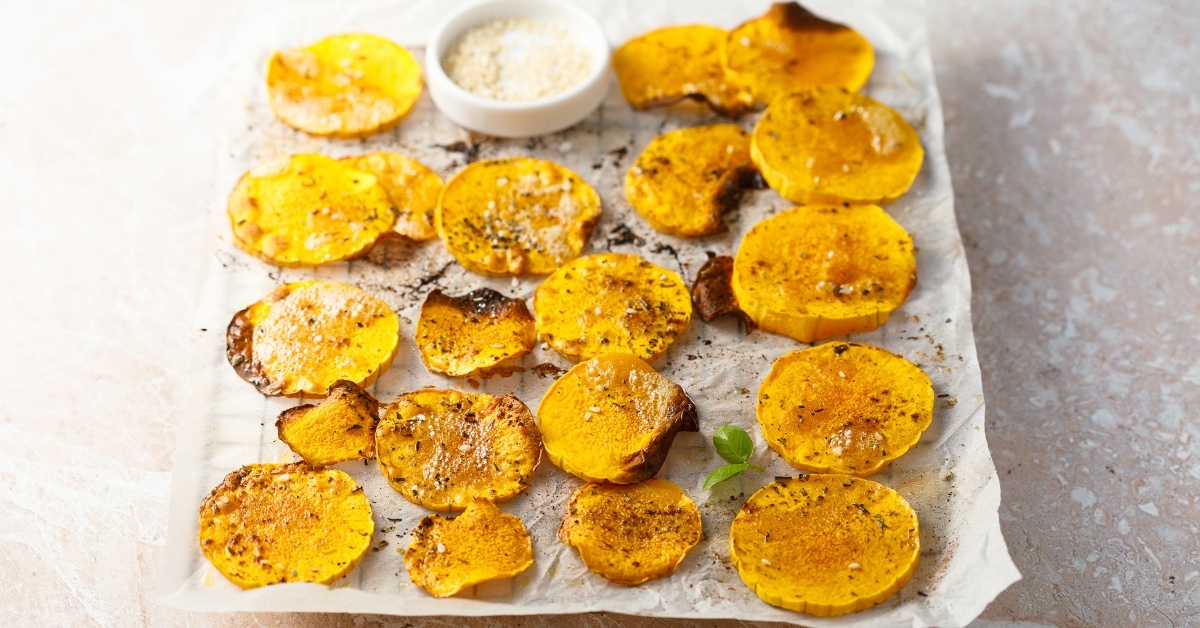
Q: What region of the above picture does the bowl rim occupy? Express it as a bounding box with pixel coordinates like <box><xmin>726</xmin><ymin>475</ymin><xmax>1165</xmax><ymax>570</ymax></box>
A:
<box><xmin>424</xmin><ymin>0</ymin><xmax>611</xmax><ymax>111</ymax></box>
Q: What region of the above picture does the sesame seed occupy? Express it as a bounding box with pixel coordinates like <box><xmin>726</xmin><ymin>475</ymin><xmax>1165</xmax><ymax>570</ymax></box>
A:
<box><xmin>761</xmin><ymin>558</ymin><xmax>772</xmax><ymax>566</ymax></box>
<box><xmin>436</xmin><ymin>542</ymin><xmax>447</xmax><ymax>553</ymax></box>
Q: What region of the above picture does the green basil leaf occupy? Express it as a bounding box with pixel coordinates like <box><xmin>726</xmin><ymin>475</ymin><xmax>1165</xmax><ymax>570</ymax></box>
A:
<box><xmin>703</xmin><ymin>463</ymin><xmax>750</xmax><ymax>490</ymax></box>
<box><xmin>713</xmin><ymin>424</ymin><xmax>754</xmax><ymax>464</ymax></box>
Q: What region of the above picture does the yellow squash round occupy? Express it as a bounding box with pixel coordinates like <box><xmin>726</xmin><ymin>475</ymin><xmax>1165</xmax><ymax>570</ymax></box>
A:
<box><xmin>227</xmin><ymin>154</ymin><xmax>396</xmax><ymax>267</ymax></box>
<box><xmin>625</xmin><ymin>124</ymin><xmax>759</xmax><ymax>238</ymax></box>
<box><xmin>534</xmin><ymin>253</ymin><xmax>692</xmax><ymax>362</ymax></box>
<box><xmin>751</xmin><ymin>87</ymin><xmax>924</xmax><ymax>205</ymax></box>
<box><xmin>730</xmin><ymin>475</ymin><xmax>919</xmax><ymax>616</ymax></box>
<box><xmin>757</xmin><ymin>343</ymin><xmax>934</xmax><ymax>476</ymax></box>
<box><xmin>436</xmin><ymin>157</ymin><xmax>601</xmax><ymax>276</ymax></box>
<box><xmin>560</xmin><ymin>479</ymin><xmax>702</xmax><ymax>585</ymax></box>
<box><xmin>405</xmin><ymin>500</ymin><xmax>534</xmax><ymax>597</ymax></box>
<box><xmin>731</xmin><ymin>205</ymin><xmax>916</xmax><ymax>343</ymax></box>
<box><xmin>226</xmin><ymin>280</ymin><xmax>400</xmax><ymax>397</ymax></box>
<box><xmin>266</xmin><ymin>33</ymin><xmax>422</xmax><ymax>138</ymax></box>
<box><xmin>724</xmin><ymin>3</ymin><xmax>874</xmax><ymax>104</ymax></box>
<box><xmin>415</xmin><ymin>288</ymin><xmax>536</xmax><ymax>377</ymax></box>
<box><xmin>376</xmin><ymin>390</ymin><xmax>542</xmax><ymax>512</ymax></box>
<box><xmin>276</xmin><ymin>380</ymin><xmax>380</xmax><ymax>467</ymax></box>
<box><xmin>341</xmin><ymin>152</ymin><xmax>442</xmax><ymax>241</ymax></box>
<box><xmin>198</xmin><ymin>462</ymin><xmax>374</xmax><ymax>589</ymax></box>
<box><xmin>612</xmin><ymin>24</ymin><xmax>756</xmax><ymax>116</ymax></box>
<box><xmin>538</xmin><ymin>353</ymin><xmax>698</xmax><ymax>484</ymax></box>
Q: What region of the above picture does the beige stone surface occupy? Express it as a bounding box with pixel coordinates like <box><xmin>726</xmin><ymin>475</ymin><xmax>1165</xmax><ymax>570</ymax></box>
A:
<box><xmin>0</xmin><ymin>0</ymin><xmax>1195</xmax><ymax>626</ymax></box>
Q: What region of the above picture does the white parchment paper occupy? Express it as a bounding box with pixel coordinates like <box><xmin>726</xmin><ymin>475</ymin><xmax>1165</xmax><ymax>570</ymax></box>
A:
<box><xmin>159</xmin><ymin>0</ymin><xmax>1020</xmax><ymax>624</ymax></box>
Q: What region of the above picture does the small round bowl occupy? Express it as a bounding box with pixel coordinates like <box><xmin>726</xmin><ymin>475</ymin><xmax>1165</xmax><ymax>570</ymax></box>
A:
<box><xmin>425</xmin><ymin>0</ymin><xmax>610</xmax><ymax>138</ymax></box>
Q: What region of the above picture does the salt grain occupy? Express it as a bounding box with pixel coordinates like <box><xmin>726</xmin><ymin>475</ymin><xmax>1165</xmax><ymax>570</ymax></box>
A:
<box><xmin>443</xmin><ymin>17</ymin><xmax>593</xmax><ymax>102</ymax></box>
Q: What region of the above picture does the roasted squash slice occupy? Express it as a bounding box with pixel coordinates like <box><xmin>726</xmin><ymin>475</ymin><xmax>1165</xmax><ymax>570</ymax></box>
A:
<box><xmin>227</xmin><ymin>280</ymin><xmax>400</xmax><ymax>397</ymax></box>
<box><xmin>625</xmin><ymin>124</ymin><xmax>759</xmax><ymax>238</ymax></box>
<box><xmin>729</xmin><ymin>475</ymin><xmax>919</xmax><ymax>616</ymax></box>
<box><xmin>533</xmin><ymin>253</ymin><xmax>692</xmax><ymax>362</ymax></box>
<box><xmin>731</xmin><ymin>205</ymin><xmax>916</xmax><ymax>343</ymax></box>
<box><xmin>276</xmin><ymin>380</ymin><xmax>379</xmax><ymax>467</ymax></box>
<box><xmin>538</xmin><ymin>353</ymin><xmax>698</xmax><ymax>484</ymax></box>
<box><xmin>690</xmin><ymin>255</ymin><xmax>753</xmax><ymax>327</ymax></box>
<box><xmin>437</xmin><ymin>157</ymin><xmax>601</xmax><ymax>277</ymax></box>
<box><xmin>405</xmin><ymin>500</ymin><xmax>534</xmax><ymax>597</ymax></box>
<box><xmin>266</xmin><ymin>33</ymin><xmax>422</xmax><ymax>138</ymax></box>
<box><xmin>559</xmin><ymin>478</ymin><xmax>702</xmax><ymax>585</ymax></box>
<box><xmin>724</xmin><ymin>3</ymin><xmax>874</xmax><ymax>104</ymax></box>
<box><xmin>376</xmin><ymin>390</ymin><xmax>542</xmax><ymax>512</ymax></box>
<box><xmin>611</xmin><ymin>25</ymin><xmax>756</xmax><ymax>117</ymax></box>
<box><xmin>228</xmin><ymin>154</ymin><xmax>396</xmax><ymax>267</ymax></box>
<box><xmin>198</xmin><ymin>462</ymin><xmax>374</xmax><ymax>589</ymax></box>
<box><xmin>758</xmin><ymin>343</ymin><xmax>933</xmax><ymax>476</ymax></box>
<box><xmin>416</xmin><ymin>288</ymin><xmax>536</xmax><ymax>377</ymax></box>
<box><xmin>341</xmin><ymin>152</ymin><xmax>442</xmax><ymax>241</ymax></box>
<box><xmin>751</xmin><ymin>87</ymin><xmax>924</xmax><ymax>205</ymax></box>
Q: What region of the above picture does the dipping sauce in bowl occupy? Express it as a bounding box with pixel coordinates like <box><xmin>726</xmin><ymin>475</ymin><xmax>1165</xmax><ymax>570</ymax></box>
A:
<box><xmin>425</xmin><ymin>0</ymin><xmax>610</xmax><ymax>138</ymax></box>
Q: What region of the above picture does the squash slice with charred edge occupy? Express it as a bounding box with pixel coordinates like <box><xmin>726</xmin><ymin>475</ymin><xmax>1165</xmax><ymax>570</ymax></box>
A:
<box><xmin>227</xmin><ymin>280</ymin><xmax>400</xmax><ymax>397</ymax></box>
<box><xmin>533</xmin><ymin>253</ymin><xmax>692</xmax><ymax>362</ymax></box>
<box><xmin>751</xmin><ymin>87</ymin><xmax>924</xmax><ymax>205</ymax></box>
<box><xmin>731</xmin><ymin>205</ymin><xmax>915</xmax><ymax>343</ymax></box>
<box><xmin>436</xmin><ymin>157</ymin><xmax>601</xmax><ymax>277</ymax></box>
<box><xmin>757</xmin><ymin>343</ymin><xmax>933</xmax><ymax>476</ymax></box>
<box><xmin>416</xmin><ymin>288</ymin><xmax>536</xmax><ymax>377</ymax></box>
<box><xmin>404</xmin><ymin>500</ymin><xmax>534</xmax><ymax>597</ymax></box>
<box><xmin>559</xmin><ymin>479</ymin><xmax>702</xmax><ymax>585</ymax></box>
<box><xmin>266</xmin><ymin>33</ymin><xmax>422</xmax><ymax>138</ymax></box>
<box><xmin>228</xmin><ymin>154</ymin><xmax>396</xmax><ymax>267</ymax></box>
<box><xmin>276</xmin><ymin>380</ymin><xmax>380</xmax><ymax>467</ymax></box>
<box><xmin>538</xmin><ymin>353</ymin><xmax>698</xmax><ymax>484</ymax></box>
<box><xmin>625</xmin><ymin>124</ymin><xmax>760</xmax><ymax>238</ymax></box>
<box><xmin>690</xmin><ymin>255</ymin><xmax>753</xmax><ymax>327</ymax></box>
<box><xmin>376</xmin><ymin>390</ymin><xmax>542</xmax><ymax>512</ymax></box>
<box><xmin>198</xmin><ymin>462</ymin><xmax>374</xmax><ymax>589</ymax></box>
<box><xmin>341</xmin><ymin>152</ymin><xmax>442</xmax><ymax>241</ymax></box>
<box><xmin>730</xmin><ymin>475</ymin><xmax>919</xmax><ymax>616</ymax></box>
<box><xmin>612</xmin><ymin>25</ymin><xmax>756</xmax><ymax>117</ymax></box>
<box><xmin>723</xmin><ymin>3</ymin><xmax>874</xmax><ymax>104</ymax></box>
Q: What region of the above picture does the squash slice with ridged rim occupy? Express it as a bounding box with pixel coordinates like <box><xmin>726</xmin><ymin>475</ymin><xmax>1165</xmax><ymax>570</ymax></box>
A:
<box><xmin>436</xmin><ymin>157</ymin><xmax>601</xmax><ymax>277</ymax></box>
<box><xmin>376</xmin><ymin>390</ymin><xmax>542</xmax><ymax>512</ymax></box>
<box><xmin>276</xmin><ymin>379</ymin><xmax>380</xmax><ymax>467</ymax></box>
<box><xmin>731</xmin><ymin>205</ymin><xmax>915</xmax><ymax>343</ymax></box>
<box><xmin>228</xmin><ymin>154</ymin><xmax>396</xmax><ymax>267</ymax></box>
<box><xmin>267</xmin><ymin>33</ymin><xmax>422</xmax><ymax>138</ymax></box>
<box><xmin>226</xmin><ymin>280</ymin><xmax>400</xmax><ymax>397</ymax></box>
<box><xmin>724</xmin><ymin>3</ymin><xmax>874</xmax><ymax>104</ymax></box>
<box><xmin>752</xmin><ymin>87</ymin><xmax>924</xmax><ymax>205</ymax></box>
<box><xmin>758</xmin><ymin>343</ymin><xmax>933</xmax><ymax>476</ymax></box>
<box><xmin>341</xmin><ymin>152</ymin><xmax>442</xmax><ymax>241</ymax></box>
<box><xmin>198</xmin><ymin>462</ymin><xmax>374</xmax><ymax>589</ymax></box>
<box><xmin>730</xmin><ymin>475</ymin><xmax>919</xmax><ymax>616</ymax></box>
<box><xmin>559</xmin><ymin>478</ymin><xmax>701</xmax><ymax>585</ymax></box>
<box><xmin>533</xmin><ymin>253</ymin><xmax>691</xmax><ymax>362</ymax></box>
<box><xmin>538</xmin><ymin>353</ymin><xmax>698</xmax><ymax>484</ymax></box>
<box><xmin>404</xmin><ymin>500</ymin><xmax>534</xmax><ymax>597</ymax></box>
<box><xmin>625</xmin><ymin>124</ymin><xmax>760</xmax><ymax>238</ymax></box>
<box><xmin>416</xmin><ymin>288</ymin><xmax>536</xmax><ymax>377</ymax></box>
<box><xmin>612</xmin><ymin>25</ymin><xmax>756</xmax><ymax>117</ymax></box>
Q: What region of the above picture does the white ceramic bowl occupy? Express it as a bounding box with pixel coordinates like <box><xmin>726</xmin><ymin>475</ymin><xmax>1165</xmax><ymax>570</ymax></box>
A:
<box><xmin>424</xmin><ymin>0</ymin><xmax>610</xmax><ymax>138</ymax></box>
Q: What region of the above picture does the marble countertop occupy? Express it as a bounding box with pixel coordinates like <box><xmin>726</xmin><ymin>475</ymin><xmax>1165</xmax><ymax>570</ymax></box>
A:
<box><xmin>1</xmin><ymin>0</ymin><xmax>1195</xmax><ymax>626</ymax></box>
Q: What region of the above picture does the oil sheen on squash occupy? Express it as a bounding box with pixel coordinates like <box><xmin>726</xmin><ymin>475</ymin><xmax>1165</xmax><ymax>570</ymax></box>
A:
<box><xmin>730</xmin><ymin>475</ymin><xmax>919</xmax><ymax>616</ymax></box>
